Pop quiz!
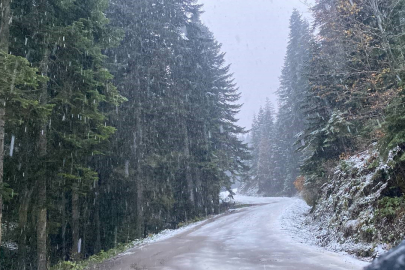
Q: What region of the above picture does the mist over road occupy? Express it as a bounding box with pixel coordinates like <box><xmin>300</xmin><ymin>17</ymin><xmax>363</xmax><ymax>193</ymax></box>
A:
<box><xmin>95</xmin><ymin>196</ymin><xmax>368</xmax><ymax>270</ymax></box>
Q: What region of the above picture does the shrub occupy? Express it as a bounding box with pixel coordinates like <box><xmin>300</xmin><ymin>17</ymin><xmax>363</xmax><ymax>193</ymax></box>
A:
<box><xmin>367</xmin><ymin>159</ymin><xmax>379</xmax><ymax>170</ymax></box>
<box><xmin>294</xmin><ymin>176</ymin><xmax>305</xmax><ymax>192</ymax></box>
<box><xmin>300</xmin><ymin>176</ymin><xmax>319</xmax><ymax>207</ymax></box>
<box><xmin>375</xmin><ymin>196</ymin><xmax>405</xmax><ymax>221</ymax></box>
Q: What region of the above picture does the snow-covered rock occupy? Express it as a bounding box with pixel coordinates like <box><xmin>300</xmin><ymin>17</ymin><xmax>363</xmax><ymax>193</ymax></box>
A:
<box><xmin>285</xmin><ymin>144</ymin><xmax>405</xmax><ymax>260</ymax></box>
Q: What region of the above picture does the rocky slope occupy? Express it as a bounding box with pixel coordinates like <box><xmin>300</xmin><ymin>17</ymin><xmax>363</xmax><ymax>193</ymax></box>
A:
<box><xmin>302</xmin><ymin>144</ymin><xmax>405</xmax><ymax>259</ymax></box>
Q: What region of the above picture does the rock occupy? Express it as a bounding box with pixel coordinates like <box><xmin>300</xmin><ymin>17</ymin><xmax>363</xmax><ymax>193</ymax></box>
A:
<box><xmin>343</xmin><ymin>219</ymin><xmax>359</xmax><ymax>237</ymax></box>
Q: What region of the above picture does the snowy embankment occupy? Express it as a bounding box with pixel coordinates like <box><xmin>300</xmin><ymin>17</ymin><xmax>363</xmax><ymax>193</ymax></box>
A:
<box><xmin>276</xmin><ymin>143</ymin><xmax>405</xmax><ymax>262</ymax></box>
<box><xmin>238</xmin><ymin>181</ymin><xmax>261</xmax><ymax>196</ymax></box>
<box><xmin>280</xmin><ymin>197</ymin><xmax>374</xmax><ymax>262</ymax></box>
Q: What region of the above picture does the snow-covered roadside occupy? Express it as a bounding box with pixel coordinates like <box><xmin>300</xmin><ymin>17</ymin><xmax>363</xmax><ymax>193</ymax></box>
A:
<box><xmin>119</xmin><ymin>217</ymin><xmax>213</xmax><ymax>257</ymax></box>
<box><xmin>234</xmin><ymin>193</ymin><xmax>371</xmax><ymax>261</ymax></box>
<box><xmin>219</xmin><ymin>188</ymin><xmax>237</xmax><ymax>203</ymax></box>
<box><xmin>236</xmin><ymin>192</ymin><xmax>370</xmax><ymax>262</ymax></box>
<box><xmin>234</xmin><ymin>194</ymin><xmax>287</xmax><ymax>204</ymax></box>
<box><xmin>136</xmin><ymin>220</ymin><xmax>205</xmax><ymax>245</ymax></box>
<box><xmin>119</xmin><ymin>190</ymin><xmax>245</xmax><ymax>257</ymax></box>
<box><xmin>280</xmin><ymin>197</ymin><xmax>374</xmax><ymax>262</ymax></box>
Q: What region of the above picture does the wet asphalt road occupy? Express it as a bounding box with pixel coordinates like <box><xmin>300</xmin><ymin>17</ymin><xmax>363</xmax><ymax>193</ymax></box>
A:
<box><xmin>94</xmin><ymin>197</ymin><xmax>368</xmax><ymax>270</ymax></box>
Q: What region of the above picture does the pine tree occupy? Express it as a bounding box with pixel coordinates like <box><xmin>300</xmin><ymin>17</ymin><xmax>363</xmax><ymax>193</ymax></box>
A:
<box><xmin>274</xmin><ymin>10</ymin><xmax>312</xmax><ymax>195</ymax></box>
<box><xmin>0</xmin><ymin>0</ymin><xmax>51</xmax><ymax>256</ymax></box>
<box><xmin>296</xmin><ymin>0</ymin><xmax>405</xmax><ymax>203</ymax></box>
<box><xmin>256</xmin><ymin>99</ymin><xmax>276</xmax><ymax>194</ymax></box>
<box><xmin>0</xmin><ymin>0</ymin><xmax>250</xmax><ymax>267</ymax></box>
<box><xmin>244</xmin><ymin>99</ymin><xmax>277</xmax><ymax>195</ymax></box>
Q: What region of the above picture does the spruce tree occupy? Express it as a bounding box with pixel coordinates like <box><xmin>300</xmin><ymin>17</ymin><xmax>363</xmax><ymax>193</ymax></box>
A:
<box><xmin>0</xmin><ymin>0</ymin><xmax>250</xmax><ymax>267</ymax></box>
<box><xmin>274</xmin><ymin>10</ymin><xmax>312</xmax><ymax>195</ymax></box>
<box><xmin>0</xmin><ymin>0</ymin><xmax>51</xmax><ymax>255</ymax></box>
<box><xmin>256</xmin><ymin>99</ymin><xmax>276</xmax><ymax>194</ymax></box>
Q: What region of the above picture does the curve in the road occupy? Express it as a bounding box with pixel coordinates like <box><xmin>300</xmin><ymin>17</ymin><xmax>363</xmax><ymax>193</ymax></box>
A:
<box><xmin>94</xmin><ymin>197</ymin><xmax>369</xmax><ymax>270</ymax></box>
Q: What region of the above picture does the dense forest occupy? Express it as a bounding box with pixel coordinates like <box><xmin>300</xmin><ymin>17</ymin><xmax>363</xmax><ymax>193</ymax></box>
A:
<box><xmin>247</xmin><ymin>0</ymin><xmax>405</xmax><ymax>201</ymax></box>
<box><xmin>3</xmin><ymin>0</ymin><xmax>405</xmax><ymax>268</ymax></box>
<box><xmin>0</xmin><ymin>0</ymin><xmax>249</xmax><ymax>269</ymax></box>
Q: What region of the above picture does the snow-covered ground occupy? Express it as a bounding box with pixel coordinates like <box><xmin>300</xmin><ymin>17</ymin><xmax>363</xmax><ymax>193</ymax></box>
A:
<box><xmin>298</xmin><ymin>144</ymin><xmax>405</xmax><ymax>260</ymax></box>
<box><xmin>119</xmin><ymin>218</ymin><xmax>209</xmax><ymax>257</ymax></box>
<box><xmin>96</xmin><ymin>195</ymin><xmax>369</xmax><ymax>270</ymax></box>
<box><xmin>279</xmin><ymin>197</ymin><xmax>374</xmax><ymax>261</ymax></box>
<box><xmin>234</xmin><ymin>194</ymin><xmax>288</xmax><ymax>204</ymax></box>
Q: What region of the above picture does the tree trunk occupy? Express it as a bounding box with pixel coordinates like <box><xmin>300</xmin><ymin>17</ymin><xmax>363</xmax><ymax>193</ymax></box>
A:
<box><xmin>37</xmin><ymin>47</ymin><xmax>49</xmax><ymax>270</ymax></box>
<box><xmin>135</xmin><ymin>132</ymin><xmax>143</xmax><ymax>239</ymax></box>
<box><xmin>134</xmin><ymin>82</ymin><xmax>143</xmax><ymax>239</ymax></box>
<box><xmin>213</xmin><ymin>185</ymin><xmax>220</xmax><ymax>214</ymax></box>
<box><xmin>82</xmin><ymin>204</ymin><xmax>88</xmax><ymax>258</ymax></box>
<box><xmin>71</xmin><ymin>183</ymin><xmax>80</xmax><ymax>260</ymax></box>
<box><xmin>94</xmin><ymin>187</ymin><xmax>101</xmax><ymax>254</ymax></box>
<box><xmin>0</xmin><ymin>0</ymin><xmax>11</xmax><ymax>249</ymax></box>
<box><xmin>37</xmin><ymin>139</ymin><xmax>47</xmax><ymax>270</ymax></box>
<box><xmin>0</xmin><ymin>0</ymin><xmax>11</xmax><ymax>50</ymax></box>
<box><xmin>18</xmin><ymin>187</ymin><xmax>33</xmax><ymax>270</ymax></box>
<box><xmin>37</xmin><ymin>178</ymin><xmax>47</xmax><ymax>270</ymax></box>
<box><xmin>61</xmin><ymin>192</ymin><xmax>67</xmax><ymax>260</ymax></box>
<box><xmin>183</xmin><ymin>122</ymin><xmax>194</xmax><ymax>205</ymax></box>
<box><xmin>0</xmin><ymin>100</ymin><xmax>4</xmax><ymax>250</ymax></box>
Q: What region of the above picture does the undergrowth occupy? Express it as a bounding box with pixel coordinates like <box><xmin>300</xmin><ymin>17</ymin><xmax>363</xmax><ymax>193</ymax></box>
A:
<box><xmin>51</xmin><ymin>243</ymin><xmax>132</xmax><ymax>270</ymax></box>
<box><xmin>375</xmin><ymin>196</ymin><xmax>405</xmax><ymax>221</ymax></box>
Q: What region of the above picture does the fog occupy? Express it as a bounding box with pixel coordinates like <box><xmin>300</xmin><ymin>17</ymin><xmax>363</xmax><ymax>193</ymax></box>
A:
<box><xmin>198</xmin><ymin>0</ymin><xmax>314</xmax><ymax>128</ymax></box>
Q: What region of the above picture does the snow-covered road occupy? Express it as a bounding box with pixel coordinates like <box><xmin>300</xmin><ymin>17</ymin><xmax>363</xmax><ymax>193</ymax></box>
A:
<box><xmin>95</xmin><ymin>196</ymin><xmax>369</xmax><ymax>270</ymax></box>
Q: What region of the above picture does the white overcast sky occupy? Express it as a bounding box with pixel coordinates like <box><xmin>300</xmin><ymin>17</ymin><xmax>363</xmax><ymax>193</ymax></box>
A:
<box><xmin>198</xmin><ymin>0</ymin><xmax>314</xmax><ymax>129</ymax></box>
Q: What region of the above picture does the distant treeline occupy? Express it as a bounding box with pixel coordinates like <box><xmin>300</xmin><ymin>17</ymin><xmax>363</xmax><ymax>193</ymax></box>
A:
<box><xmin>0</xmin><ymin>0</ymin><xmax>249</xmax><ymax>268</ymax></box>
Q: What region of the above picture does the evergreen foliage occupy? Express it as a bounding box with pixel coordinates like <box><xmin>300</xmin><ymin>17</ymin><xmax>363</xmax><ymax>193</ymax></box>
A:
<box><xmin>0</xmin><ymin>0</ymin><xmax>248</xmax><ymax>268</ymax></box>
<box><xmin>246</xmin><ymin>1</ymin><xmax>405</xmax><ymax>204</ymax></box>
<box><xmin>245</xmin><ymin>11</ymin><xmax>311</xmax><ymax>196</ymax></box>
<box><xmin>3</xmin><ymin>0</ymin><xmax>405</xmax><ymax>267</ymax></box>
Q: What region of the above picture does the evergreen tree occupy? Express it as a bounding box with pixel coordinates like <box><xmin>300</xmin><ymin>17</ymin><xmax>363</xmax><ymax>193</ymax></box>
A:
<box><xmin>0</xmin><ymin>0</ymin><xmax>51</xmax><ymax>260</ymax></box>
<box><xmin>244</xmin><ymin>99</ymin><xmax>277</xmax><ymax>195</ymax></box>
<box><xmin>274</xmin><ymin>10</ymin><xmax>312</xmax><ymax>195</ymax></box>
<box><xmin>256</xmin><ymin>99</ymin><xmax>276</xmax><ymax>194</ymax></box>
